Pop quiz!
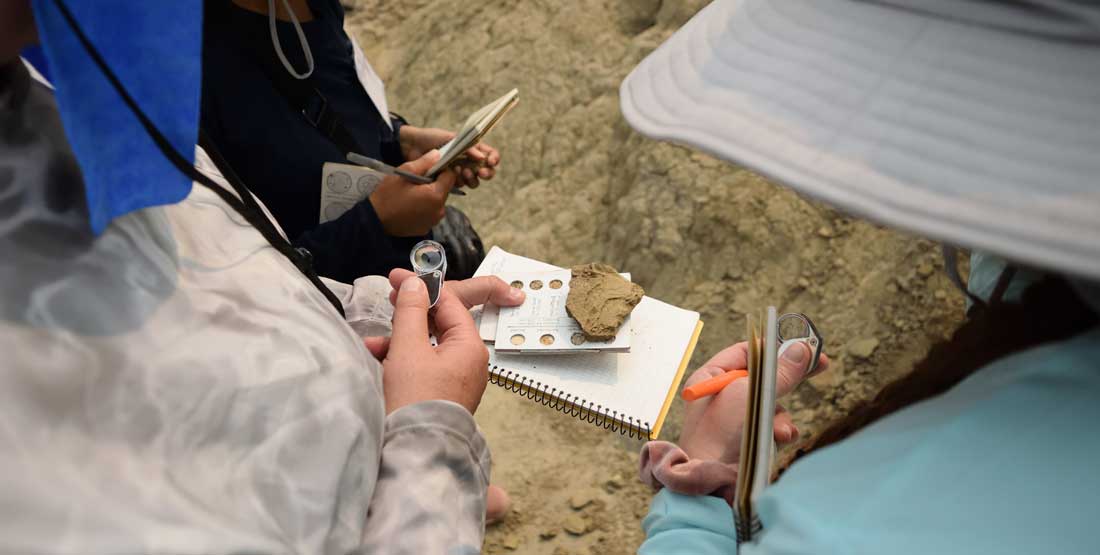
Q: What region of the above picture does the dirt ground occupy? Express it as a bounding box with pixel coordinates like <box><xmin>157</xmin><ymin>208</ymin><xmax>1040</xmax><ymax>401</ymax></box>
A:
<box><xmin>348</xmin><ymin>1</ymin><xmax>966</xmax><ymax>553</ymax></box>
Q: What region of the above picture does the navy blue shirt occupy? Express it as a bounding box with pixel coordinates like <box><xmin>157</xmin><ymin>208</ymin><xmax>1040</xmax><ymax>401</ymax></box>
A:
<box><xmin>201</xmin><ymin>0</ymin><xmax>420</xmax><ymax>281</ymax></box>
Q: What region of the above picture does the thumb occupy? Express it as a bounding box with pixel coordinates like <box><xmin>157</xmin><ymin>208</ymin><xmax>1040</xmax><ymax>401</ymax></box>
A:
<box><xmin>775</xmin><ymin>341</ymin><xmax>811</xmax><ymax>398</ymax></box>
<box><xmin>400</xmin><ymin>149</ymin><xmax>442</xmax><ymax>176</ymax></box>
<box><xmin>432</xmin><ymin>166</ymin><xmax>457</xmax><ymax>196</ymax></box>
<box><xmin>389</xmin><ymin>274</ymin><xmax>431</xmax><ymax>354</ymax></box>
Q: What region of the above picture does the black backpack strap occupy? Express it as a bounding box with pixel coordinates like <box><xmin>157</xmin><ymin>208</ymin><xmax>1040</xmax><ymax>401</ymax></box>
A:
<box><xmin>944</xmin><ymin>245</ymin><xmax>1022</xmax><ymax>315</ymax></box>
<box><xmin>988</xmin><ymin>265</ymin><xmax>1019</xmax><ymax>305</ymax></box>
<box><xmin>943</xmin><ymin>245</ymin><xmax>988</xmax><ymax>311</ymax></box>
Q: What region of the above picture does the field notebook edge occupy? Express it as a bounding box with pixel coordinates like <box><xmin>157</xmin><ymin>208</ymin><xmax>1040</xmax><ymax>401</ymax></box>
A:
<box><xmin>648</xmin><ymin>320</ymin><xmax>704</xmax><ymax>439</ymax></box>
<box><xmin>477</xmin><ymin>246</ymin><xmax>704</xmax><ymax>440</ymax></box>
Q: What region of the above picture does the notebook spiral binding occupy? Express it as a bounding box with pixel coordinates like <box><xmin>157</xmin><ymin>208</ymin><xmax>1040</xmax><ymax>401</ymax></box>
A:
<box><xmin>488</xmin><ymin>366</ymin><xmax>652</xmax><ymax>439</ymax></box>
<box><xmin>733</xmin><ymin>509</ymin><xmax>762</xmax><ymax>545</ymax></box>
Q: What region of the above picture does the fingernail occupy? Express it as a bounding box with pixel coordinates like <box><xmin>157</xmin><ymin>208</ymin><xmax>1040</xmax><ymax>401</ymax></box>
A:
<box><xmin>782</xmin><ymin>342</ymin><xmax>807</xmax><ymax>364</ymax></box>
<box><xmin>508</xmin><ymin>288</ymin><xmax>524</xmax><ymax>302</ymax></box>
<box><xmin>789</xmin><ymin>425</ymin><xmax>799</xmax><ymax>441</ymax></box>
<box><xmin>776</xmin><ymin>424</ymin><xmax>792</xmax><ymax>442</ymax></box>
<box><xmin>401</xmin><ymin>277</ymin><xmax>424</xmax><ymax>293</ymax></box>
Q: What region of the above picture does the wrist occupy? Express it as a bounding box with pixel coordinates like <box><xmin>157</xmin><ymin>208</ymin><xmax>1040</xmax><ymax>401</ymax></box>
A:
<box><xmin>679</xmin><ymin>437</ymin><xmax>726</xmax><ymax>463</ymax></box>
<box><xmin>369</xmin><ymin>188</ymin><xmax>397</xmax><ymax>235</ymax></box>
<box><xmin>639</xmin><ymin>441</ymin><xmax>738</xmax><ymax>506</ymax></box>
<box><xmin>397</xmin><ymin>124</ymin><xmax>420</xmax><ymax>160</ymax></box>
<box><xmin>385</xmin><ymin>388</ymin><xmax>478</xmax><ymax>416</ymax></box>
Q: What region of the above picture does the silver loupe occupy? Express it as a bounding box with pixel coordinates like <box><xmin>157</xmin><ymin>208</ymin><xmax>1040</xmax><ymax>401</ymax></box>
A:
<box><xmin>410</xmin><ymin>240</ymin><xmax>447</xmax><ymax>308</ymax></box>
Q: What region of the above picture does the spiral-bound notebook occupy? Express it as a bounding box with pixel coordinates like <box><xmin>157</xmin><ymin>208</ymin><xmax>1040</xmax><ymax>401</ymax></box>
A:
<box><xmin>474</xmin><ymin>247</ymin><xmax>703</xmax><ymax>439</ymax></box>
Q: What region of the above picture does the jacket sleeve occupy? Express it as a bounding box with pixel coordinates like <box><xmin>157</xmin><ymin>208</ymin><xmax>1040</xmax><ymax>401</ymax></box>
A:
<box><xmin>639</xmin><ymin>490</ymin><xmax>740</xmax><ymax>555</ymax></box>
<box><xmin>292</xmin><ymin>197</ymin><xmax>425</xmax><ymax>282</ymax></box>
<box><xmin>358</xmin><ymin>400</ymin><xmax>491</xmax><ymax>555</ymax></box>
<box><xmin>380</xmin><ymin>113</ymin><xmax>407</xmax><ymax>166</ymax></box>
<box><xmin>321</xmin><ymin>274</ymin><xmax>395</xmax><ymax>338</ymax></box>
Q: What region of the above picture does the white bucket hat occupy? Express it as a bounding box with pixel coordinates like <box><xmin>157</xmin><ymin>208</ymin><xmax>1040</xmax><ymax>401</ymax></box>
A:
<box><xmin>621</xmin><ymin>0</ymin><xmax>1100</xmax><ymax>280</ymax></box>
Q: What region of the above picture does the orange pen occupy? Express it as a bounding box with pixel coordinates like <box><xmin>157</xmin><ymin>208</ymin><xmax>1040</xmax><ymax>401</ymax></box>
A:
<box><xmin>681</xmin><ymin>369</ymin><xmax>749</xmax><ymax>401</ymax></box>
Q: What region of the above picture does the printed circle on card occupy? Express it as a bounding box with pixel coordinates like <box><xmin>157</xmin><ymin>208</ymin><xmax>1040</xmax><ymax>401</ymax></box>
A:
<box><xmin>492</xmin><ymin>269</ymin><xmax>633</xmax><ymax>354</ymax></box>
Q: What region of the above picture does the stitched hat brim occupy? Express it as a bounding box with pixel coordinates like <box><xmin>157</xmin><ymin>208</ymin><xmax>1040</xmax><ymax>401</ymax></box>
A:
<box><xmin>621</xmin><ymin>0</ymin><xmax>1100</xmax><ymax>279</ymax></box>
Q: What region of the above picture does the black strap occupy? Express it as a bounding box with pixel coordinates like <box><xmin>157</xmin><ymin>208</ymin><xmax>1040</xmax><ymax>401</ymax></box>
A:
<box><xmin>942</xmin><ymin>245</ymin><xmax>988</xmax><ymax>310</ymax></box>
<box><xmin>51</xmin><ymin>0</ymin><xmax>346</xmax><ymax>318</ymax></box>
<box><xmin>943</xmin><ymin>245</ymin><xmax>1024</xmax><ymax>315</ymax></box>
<box><xmin>215</xmin><ymin>2</ymin><xmax>365</xmax><ymax>157</ymax></box>
<box><xmin>988</xmin><ymin>265</ymin><xmax>1019</xmax><ymax>305</ymax></box>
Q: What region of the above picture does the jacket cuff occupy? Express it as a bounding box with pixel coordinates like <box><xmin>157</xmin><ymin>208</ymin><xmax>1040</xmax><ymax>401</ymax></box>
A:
<box><xmin>358</xmin><ymin>195</ymin><xmax>423</xmax><ymax>269</ymax></box>
<box><xmin>389</xmin><ymin>112</ymin><xmax>408</xmax><ymax>140</ymax></box>
<box><xmin>356</xmin><ymin>194</ymin><xmax>389</xmax><ymax>238</ymax></box>
<box><xmin>382</xmin><ymin>112</ymin><xmax>409</xmax><ymax>165</ymax></box>
<box><xmin>385</xmin><ymin>400</ymin><xmax>491</xmax><ymax>483</ymax></box>
<box><xmin>641</xmin><ymin>489</ymin><xmax>737</xmax><ymax>553</ymax></box>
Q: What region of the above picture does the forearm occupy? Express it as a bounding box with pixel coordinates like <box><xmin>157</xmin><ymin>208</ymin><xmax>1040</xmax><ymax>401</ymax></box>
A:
<box><xmin>293</xmin><ymin>198</ymin><xmax>422</xmax><ymax>282</ymax></box>
<box><xmin>358</xmin><ymin>400</ymin><xmax>491</xmax><ymax>555</ymax></box>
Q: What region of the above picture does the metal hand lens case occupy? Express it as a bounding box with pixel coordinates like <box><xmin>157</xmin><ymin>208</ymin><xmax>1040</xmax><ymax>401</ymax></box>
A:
<box><xmin>411</xmin><ymin>240</ymin><xmax>447</xmax><ymax>308</ymax></box>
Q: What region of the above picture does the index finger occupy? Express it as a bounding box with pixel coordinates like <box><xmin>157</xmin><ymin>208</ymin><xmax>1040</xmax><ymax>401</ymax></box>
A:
<box><xmin>464</xmin><ymin>146</ymin><xmax>488</xmax><ymax>163</ymax></box>
<box><xmin>429</xmin><ymin>286</ymin><xmax>482</xmax><ymax>344</ymax></box>
<box><xmin>480</xmin><ymin>143</ymin><xmax>501</xmax><ymax>166</ymax></box>
<box><xmin>681</xmin><ymin>341</ymin><xmax>749</xmax><ymax>420</ymax></box>
<box><xmin>447</xmin><ymin>276</ymin><xmax>525</xmax><ymax>308</ymax></box>
<box><xmin>684</xmin><ymin>342</ymin><xmax>749</xmax><ymax>387</ymax></box>
<box><xmin>433</xmin><ymin>169</ymin><xmax>457</xmax><ymax>196</ymax></box>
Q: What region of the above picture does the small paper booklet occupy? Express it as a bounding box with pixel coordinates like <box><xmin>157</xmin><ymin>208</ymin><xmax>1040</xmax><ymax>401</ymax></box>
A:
<box><xmin>317</xmin><ymin>162</ymin><xmax>382</xmax><ymax>223</ymax></box>
<box><xmin>317</xmin><ymin>88</ymin><xmax>518</xmax><ymax>223</ymax></box>
<box><xmin>734</xmin><ymin>307</ymin><xmax>780</xmax><ymax>544</ymax></box>
<box><xmin>428</xmin><ymin>88</ymin><xmax>519</xmax><ymax>177</ymax></box>
<box><xmin>474</xmin><ymin>247</ymin><xmax>703</xmax><ymax>440</ymax></box>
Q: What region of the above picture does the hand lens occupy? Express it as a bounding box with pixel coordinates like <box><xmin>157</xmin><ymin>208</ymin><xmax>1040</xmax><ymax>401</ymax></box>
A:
<box><xmin>410</xmin><ymin>240</ymin><xmax>447</xmax><ymax>308</ymax></box>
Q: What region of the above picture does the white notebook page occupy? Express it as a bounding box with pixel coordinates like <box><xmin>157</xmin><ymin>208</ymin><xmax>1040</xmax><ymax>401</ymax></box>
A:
<box><xmin>475</xmin><ymin>247</ymin><xmax>700</xmax><ymax>436</ymax></box>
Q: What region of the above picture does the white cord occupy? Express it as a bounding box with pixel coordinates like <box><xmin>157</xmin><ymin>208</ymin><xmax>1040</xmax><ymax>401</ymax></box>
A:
<box><xmin>267</xmin><ymin>0</ymin><xmax>314</xmax><ymax>80</ymax></box>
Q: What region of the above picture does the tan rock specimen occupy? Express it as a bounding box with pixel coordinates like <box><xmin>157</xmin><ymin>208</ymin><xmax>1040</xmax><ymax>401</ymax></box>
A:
<box><xmin>847</xmin><ymin>337</ymin><xmax>879</xmax><ymax>359</ymax></box>
<box><xmin>563</xmin><ymin>514</ymin><xmax>590</xmax><ymax>536</ymax></box>
<box><xmin>565</xmin><ymin>263</ymin><xmax>644</xmax><ymax>342</ymax></box>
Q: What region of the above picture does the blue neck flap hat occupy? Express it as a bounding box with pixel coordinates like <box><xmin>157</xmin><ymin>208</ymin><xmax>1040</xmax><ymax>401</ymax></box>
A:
<box><xmin>31</xmin><ymin>0</ymin><xmax>203</xmax><ymax>234</ymax></box>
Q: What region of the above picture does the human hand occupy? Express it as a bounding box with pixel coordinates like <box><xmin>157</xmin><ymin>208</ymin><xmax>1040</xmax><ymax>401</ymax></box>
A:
<box><xmin>369</xmin><ymin>150</ymin><xmax>455</xmax><ymax>237</ymax></box>
<box><xmin>398</xmin><ymin>125</ymin><xmax>501</xmax><ymax>189</ymax></box>
<box><xmin>363</xmin><ymin>270</ymin><xmax>526</xmax><ymax>414</ymax></box>
<box><xmin>678</xmin><ymin>341</ymin><xmax>829</xmax><ymax>463</ymax></box>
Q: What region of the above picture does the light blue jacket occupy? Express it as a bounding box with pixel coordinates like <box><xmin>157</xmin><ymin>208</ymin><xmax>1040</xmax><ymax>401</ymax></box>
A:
<box><xmin>640</xmin><ymin>259</ymin><xmax>1100</xmax><ymax>554</ymax></box>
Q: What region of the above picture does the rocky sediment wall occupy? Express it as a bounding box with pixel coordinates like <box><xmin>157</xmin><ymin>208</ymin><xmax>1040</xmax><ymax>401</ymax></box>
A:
<box><xmin>349</xmin><ymin>2</ymin><xmax>964</xmax><ymax>552</ymax></box>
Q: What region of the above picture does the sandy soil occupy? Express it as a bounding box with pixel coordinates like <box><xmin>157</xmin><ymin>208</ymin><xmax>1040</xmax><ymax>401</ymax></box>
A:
<box><xmin>348</xmin><ymin>2</ymin><xmax>965</xmax><ymax>552</ymax></box>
